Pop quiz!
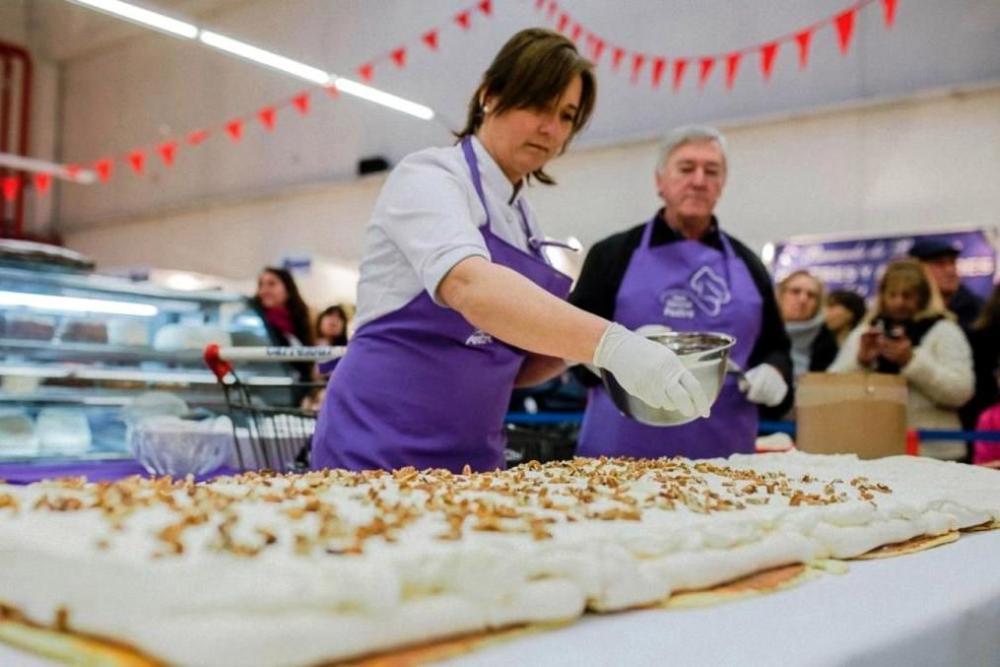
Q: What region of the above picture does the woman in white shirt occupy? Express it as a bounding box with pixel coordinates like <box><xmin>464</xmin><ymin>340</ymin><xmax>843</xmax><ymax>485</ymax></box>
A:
<box><xmin>828</xmin><ymin>259</ymin><xmax>974</xmax><ymax>460</ymax></box>
<box><xmin>310</xmin><ymin>29</ymin><xmax>709</xmax><ymax>473</ymax></box>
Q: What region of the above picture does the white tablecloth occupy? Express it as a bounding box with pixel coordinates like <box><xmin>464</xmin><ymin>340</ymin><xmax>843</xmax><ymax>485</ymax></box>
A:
<box><xmin>3</xmin><ymin>532</ymin><xmax>999</xmax><ymax>667</ymax></box>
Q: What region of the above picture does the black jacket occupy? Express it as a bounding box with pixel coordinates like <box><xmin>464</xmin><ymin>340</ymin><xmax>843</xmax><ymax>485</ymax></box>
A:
<box><xmin>569</xmin><ymin>212</ymin><xmax>794</xmax><ymax>418</ymax></box>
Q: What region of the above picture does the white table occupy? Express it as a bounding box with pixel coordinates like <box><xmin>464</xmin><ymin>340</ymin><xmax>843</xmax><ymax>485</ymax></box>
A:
<box><xmin>3</xmin><ymin>532</ymin><xmax>999</xmax><ymax>667</ymax></box>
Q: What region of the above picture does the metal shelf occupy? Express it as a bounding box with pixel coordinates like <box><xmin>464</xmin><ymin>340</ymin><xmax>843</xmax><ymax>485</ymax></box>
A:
<box><xmin>0</xmin><ymin>338</ymin><xmax>206</xmax><ymax>364</ymax></box>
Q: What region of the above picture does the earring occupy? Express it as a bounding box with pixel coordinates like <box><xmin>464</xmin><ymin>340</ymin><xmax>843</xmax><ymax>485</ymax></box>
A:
<box><xmin>482</xmin><ymin>105</ymin><xmax>491</xmax><ymax>114</ymax></box>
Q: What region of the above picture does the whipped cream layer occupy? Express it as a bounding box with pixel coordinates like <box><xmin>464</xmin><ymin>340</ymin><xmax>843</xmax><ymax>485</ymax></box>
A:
<box><xmin>0</xmin><ymin>454</ymin><xmax>997</xmax><ymax>666</ymax></box>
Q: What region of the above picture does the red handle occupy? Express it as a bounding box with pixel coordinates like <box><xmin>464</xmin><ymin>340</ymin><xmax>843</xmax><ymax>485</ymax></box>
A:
<box><xmin>203</xmin><ymin>343</ymin><xmax>233</xmax><ymax>381</ymax></box>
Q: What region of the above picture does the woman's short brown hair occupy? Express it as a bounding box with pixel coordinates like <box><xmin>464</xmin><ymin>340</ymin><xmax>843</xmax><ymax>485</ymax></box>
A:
<box><xmin>456</xmin><ymin>28</ymin><xmax>596</xmax><ymax>185</ymax></box>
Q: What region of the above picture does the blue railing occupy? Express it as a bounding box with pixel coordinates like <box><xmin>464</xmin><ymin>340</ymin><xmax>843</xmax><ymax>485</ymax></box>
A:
<box><xmin>506</xmin><ymin>413</ymin><xmax>1000</xmax><ymax>442</ymax></box>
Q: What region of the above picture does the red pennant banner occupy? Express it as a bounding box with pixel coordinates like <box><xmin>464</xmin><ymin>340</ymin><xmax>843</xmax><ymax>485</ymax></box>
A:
<box><xmin>651</xmin><ymin>57</ymin><xmax>666</xmax><ymax>88</ymax></box>
<box><xmin>157</xmin><ymin>141</ymin><xmax>177</xmax><ymax>166</ymax></box>
<box><xmin>258</xmin><ymin>107</ymin><xmax>277</xmax><ymax>131</ymax></box>
<box><xmin>547</xmin><ymin>1</ymin><xmax>558</xmax><ymax>19</ymax></box>
<box><xmin>556</xmin><ymin>13</ymin><xmax>569</xmax><ymax>33</ymax></box>
<box><xmin>391</xmin><ymin>47</ymin><xmax>407</xmax><ymax>68</ymax></box>
<box><xmin>422</xmin><ymin>30</ymin><xmax>439</xmax><ymax>50</ymax></box>
<box><xmin>292</xmin><ymin>93</ymin><xmax>310</xmax><ymax>115</ymax></box>
<box><xmin>794</xmin><ymin>29</ymin><xmax>813</xmax><ymax>69</ymax></box>
<box><xmin>672</xmin><ymin>58</ymin><xmax>688</xmax><ymax>91</ymax></box>
<box><xmin>455</xmin><ymin>10</ymin><xmax>471</xmax><ymax>30</ymax></box>
<box><xmin>760</xmin><ymin>42</ymin><xmax>779</xmax><ymax>81</ymax></box>
<box><xmin>882</xmin><ymin>0</ymin><xmax>897</xmax><ymax>28</ymax></box>
<box><xmin>698</xmin><ymin>57</ymin><xmax>715</xmax><ymax>89</ymax></box>
<box><xmin>630</xmin><ymin>53</ymin><xmax>646</xmax><ymax>84</ymax></box>
<box><xmin>611</xmin><ymin>47</ymin><xmax>625</xmax><ymax>71</ymax></box>
<box><xmin>1</xmin><ymin>176</ymin><xmax>19</xmax><ymax>202</ymax></box>
<box><xmin>478</xmin><ymin>0</ymin><xmax>492</xmax><ymax>16</ymax></box>
<box><xmin>570</xmin><ymin>23</ymin><xmax>583</xmax><ymax>43</ymax></box>
<box><xmin>95</xmin><ymin>159</ymin><xmax>113</xmax><ymax>183</ymax></box>
<box><xmin>187</xmin><ymin>130</ymin><xmax>208</xmax><ymax>146</ymax></box>
<box><xmin>225</xmin><ymin>119</ymin><xmax>244</xmax><ymax>142</ymax></box>
<box><xmin>358</xmin><ymin>63</ymin><xmax>374</xmax><ymax>82</ymax></box>
<box><xmin>724</xmin><ymin>52</ymin><xmax>741</xmax><ymax>90</ymax></box>
<box><xmin>325</xmin><ymin>84</ymin><xmax>339</xmax><ymax>98</ymax></box>
<box><xmin>34</xmin><ymin>172</ymin><xmax>52</xmax><ymax>193</ymax></box>
<box><xmin>128</xmin><ymin>150</ymin><xmax>146</xmax><ymax>175</ymax></box>
<box><xmin>535</xmin><ymin>0</ymin><xmax>545</xmax><ymax>9</ymax></box>
<box><xmin>835</xmin><ymin>9</ymin><xmax>856</xmax><ymax>55</ymax></box>
<box><xmin>65</xmin><ymin>165</ymin><xmax>81</xmax><ymax>180</ymax></box>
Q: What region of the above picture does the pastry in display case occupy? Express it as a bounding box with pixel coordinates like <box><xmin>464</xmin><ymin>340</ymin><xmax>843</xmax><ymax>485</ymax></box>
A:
<box><xmin>0</xmin><ymin>241</ymin><xmax>295</xmax><ymax>469</ymax></box>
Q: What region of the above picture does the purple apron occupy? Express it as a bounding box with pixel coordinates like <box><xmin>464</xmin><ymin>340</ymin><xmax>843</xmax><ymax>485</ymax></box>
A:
<box><xmin>577</xmin><ymin>217</ymin><xmax>762</xmax><ymax>459</ymax></box>
<box><xmin>310</xmin><ymin>138</ymin><xmax>572</xmax><ymax>472</ymax></box>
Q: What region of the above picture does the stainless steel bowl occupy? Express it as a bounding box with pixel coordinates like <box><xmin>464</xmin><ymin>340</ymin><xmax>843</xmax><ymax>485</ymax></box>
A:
<box><xmin>600</xmin><ymin>331</ymin><xmax>736</xmax><ymax>426</ymax></box>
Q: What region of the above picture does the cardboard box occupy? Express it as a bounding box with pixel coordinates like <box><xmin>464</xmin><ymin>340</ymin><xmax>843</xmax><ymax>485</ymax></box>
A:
<box><xmin>795</xmin><ymin>372</ymin><xmax>908</xmax><ymax>459</ymax></box>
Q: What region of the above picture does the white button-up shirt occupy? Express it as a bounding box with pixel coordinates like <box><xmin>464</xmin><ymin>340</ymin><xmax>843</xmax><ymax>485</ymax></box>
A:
<box><xmin>354</xmin><ymin>137</ymin><xmax>544</xmax><ymax>329</ymax></box>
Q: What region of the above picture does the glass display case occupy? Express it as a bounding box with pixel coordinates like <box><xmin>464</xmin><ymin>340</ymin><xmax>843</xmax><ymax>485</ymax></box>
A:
<box><xmin>0</xmin><ymin>256</ymin><xmax>294</xmax><ymax>466</ymax></box>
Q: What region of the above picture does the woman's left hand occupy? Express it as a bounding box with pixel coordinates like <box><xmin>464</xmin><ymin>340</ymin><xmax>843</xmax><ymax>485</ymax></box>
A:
<box><xmin>879</xmin><ymin>334</ymin><xmax>913</xmax><ymax>366</ymax></box>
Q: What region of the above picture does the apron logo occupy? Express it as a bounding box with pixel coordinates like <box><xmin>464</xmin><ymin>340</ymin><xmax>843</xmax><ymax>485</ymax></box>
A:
<box><xmin>465</xmin><ymin>329</ymin><xmax>494</xmax><ymax>346</ymax></box>
<box><xmin>660</xmin><ymin>290</ymin><xmax>696</xmax><ymax>319</ymax></box>
<box><xmin>688</xmin><ymin>266</ymin><xmax>730</xmax><ymax>316</ymax></box>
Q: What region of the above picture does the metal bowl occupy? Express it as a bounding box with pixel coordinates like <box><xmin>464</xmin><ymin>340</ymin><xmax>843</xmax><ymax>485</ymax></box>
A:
<box><xmin>600</xmin><ymin>331</ymin><xmax>736</xmax><ymax>426</ymax></box>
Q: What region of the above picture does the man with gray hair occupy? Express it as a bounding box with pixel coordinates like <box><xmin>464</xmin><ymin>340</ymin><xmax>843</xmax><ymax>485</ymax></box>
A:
<box><xmin>570</xmin><ymin>125</ymin><xmax>793</xmax><ymax>459</ymax></box>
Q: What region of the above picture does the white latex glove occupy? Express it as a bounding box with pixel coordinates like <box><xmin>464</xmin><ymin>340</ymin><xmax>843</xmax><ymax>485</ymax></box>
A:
<box><xmin>593</xmin><ymin>323</ymin><xmax>710</xmax><ymax>418</ymax></box>
<box><xmin>742</xmin><ymin>364</ymin><xmax>788</xmax><ymax>407</ymax></box>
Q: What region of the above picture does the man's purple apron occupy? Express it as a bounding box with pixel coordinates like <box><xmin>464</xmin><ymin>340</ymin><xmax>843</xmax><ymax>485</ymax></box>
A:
<box><xmin>310</xmin><ymin>138</ymin><xmax>571</xmax><ymax>472</ymax></box>
<box><xmin>577</xmin><ymin>218</ymin><xmax>762</xmax><ymax>459</ymax></box>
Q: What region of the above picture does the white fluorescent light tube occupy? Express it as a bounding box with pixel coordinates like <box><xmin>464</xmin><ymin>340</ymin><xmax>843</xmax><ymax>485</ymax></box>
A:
<box><xmin>0</xmin><ymin>291</ymin><xmax>158</xmax><ymax>317</ymax></box>
<box><xmin>66</xmin><ymin>0</ymin><xmax>198</xmax><ymax>39</ymax></box>
<box><xmin>334</xmin><ymin>77</ymin><xmax>435</xmax><ymax>120</ymax></box>
<box><xmin>200</xmin><ymin>30</ymin><xmax>331</xmax><ymax>85</ymax></box>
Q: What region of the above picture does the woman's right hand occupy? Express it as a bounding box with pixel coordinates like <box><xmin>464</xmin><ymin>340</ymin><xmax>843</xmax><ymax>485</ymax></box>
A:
<box><xmin>593</xmin><ymin>324</ymin><xmax>710</xmax><ymax>417</ymax></box>
<box><xmin>858</xmin><ymin>328</ymin><xmax>881</xmax><ymax>366</ymax></box>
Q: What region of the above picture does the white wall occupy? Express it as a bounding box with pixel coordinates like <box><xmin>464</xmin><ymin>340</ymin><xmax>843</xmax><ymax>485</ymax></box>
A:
<box><xmin>65</xmin><ymin>83</ymin><xmax>1000</xmax><ymax>308</ymax></box>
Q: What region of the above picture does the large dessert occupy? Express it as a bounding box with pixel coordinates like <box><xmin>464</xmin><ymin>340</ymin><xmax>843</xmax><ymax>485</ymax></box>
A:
<box><xmin>0</xmin><ymin>453</ymin><xmax>998</xmax><ymax>666</ymax></box>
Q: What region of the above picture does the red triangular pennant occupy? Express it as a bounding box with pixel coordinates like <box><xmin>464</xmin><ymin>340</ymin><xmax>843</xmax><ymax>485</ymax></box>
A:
<box><xmin>535</xmin><ymin>0</ymin><xmax>545</xmax><ymax>9</ymax></box>
<box><xmin>358</xmin><ymin>63</ymin><xmax>374</xmax><ymax>82</ymax></box>
<box><xmin>157</xmin><ymin>141</ymin><xmax>177</xmax><ymax>166</ymax></box>
<box><xmin>672</xmin><ymin>58</ymin><xmax>688</xmax><ymax>92</ymax></box>
<box><xmin>592</xmin><ymin>37</ymin><xmax>606</xmax><ymax>63</ymax></box>
<box><xmin>95</xmin><ymin>158</ymin><xmax>113</xmax><ymax>183</ymax></box>
<box><xmin>630</xmin><ymin>53</ymin><xmax>646</xmax><ymax>84</ymax></box>
<box><xmin>835</xmin><ymin>9</ymin><xmax>856</xmax><ymax>55</ymax></box>
<box><xmin>391</xmin><ymin>47</ymin><xmax>406</xmax><ymax>68</ymax></box>
<box><xmin>34</xmin><ymin>172</ymin><xmax>52</xmax><ymax>194</ymax></box>
<box><xmin>794</xmin><ymin>29</ymin><xmax>813</xmax><ymax>69</ymax></box>
<box><xmin>225</xmin><ymin>119</ymin><xmax>243</xmax><ymax>142</ymax></box>
<box><xmin>724</xmin><ymin>52</ymin><xmax>741</xmax><ymax>90</ymax></box>
<box><xmin>570</xmin><ymin>23</ymin><xmax>583</xmax><ymax>43</ymax></box>
<box><xmin>293</xmin><ymin>92</ymin><xmax>310</xmax><ymax>115</ymax></box>
<box><xmin>546</xmin><ymin>0</ymin><xmax>558</xmax><ymax>19</ymax></box>
<box><xmin>65</xmin><ymin>165</ymin><xmax>81</xmax><ymax>180</ymax></box>
<box><xmin>258</xmin><ymin>107</ymin><xmax>277</xmax><ymax>131</ymax></box>
<box><xmin>611</xmin><ymin>47</ymin><xmax>625</xmax><ymax>71</ymax></box>
<box><xmin>325</xmin><ymin>84</ymin><xmax>339</xmax><ymax>98</ymax></box>
<box><xmin>187</xmin><ymin>130</ymin><xmax>208</xmax><ymax>146</ymax></box>
<box><xmin>556</xmin><ymin>13</ymin><xmax>569</xmax><ymax>33</ymax></box>
<box><xmin>882</xmin><ymin>0</ymin><xmax>898</xmax><ymax>28</ymax></box>
<box><xmin>698</xmin><ymin>57</ymin><xmax>715</xmax><ymax>89</ymax></box>
<box><xmin>478</xmin><ymin>0</ymin><xmax>492</xmax><ymax>16</ymax></box>
<box><xmin>651</xmin><ymin>57</ymin><xmax>667</xmax><ymax>88</ymax></box>
<box><xmin>422</xmin><ymin>30</ymin><xmax>439</xmax><ymax>50</ymax></box>
<box><xmin>1</xmin><ymin>176</ymin><xmax>19</xmax><ymax>202</ymax></box>
<box><xmin>455</xmin><ymin>10</ymin><xmax>471</xmax><ymax>30</ymax></box>
<box><xmin>127</xmin><ymin>150</ymin><xmax>145</xmax><ymax>175</ymax></box>
<box><xmin>760</xmin><ymin>42</ymin><xmax>779</xmax><ymax>81</ymax></box>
